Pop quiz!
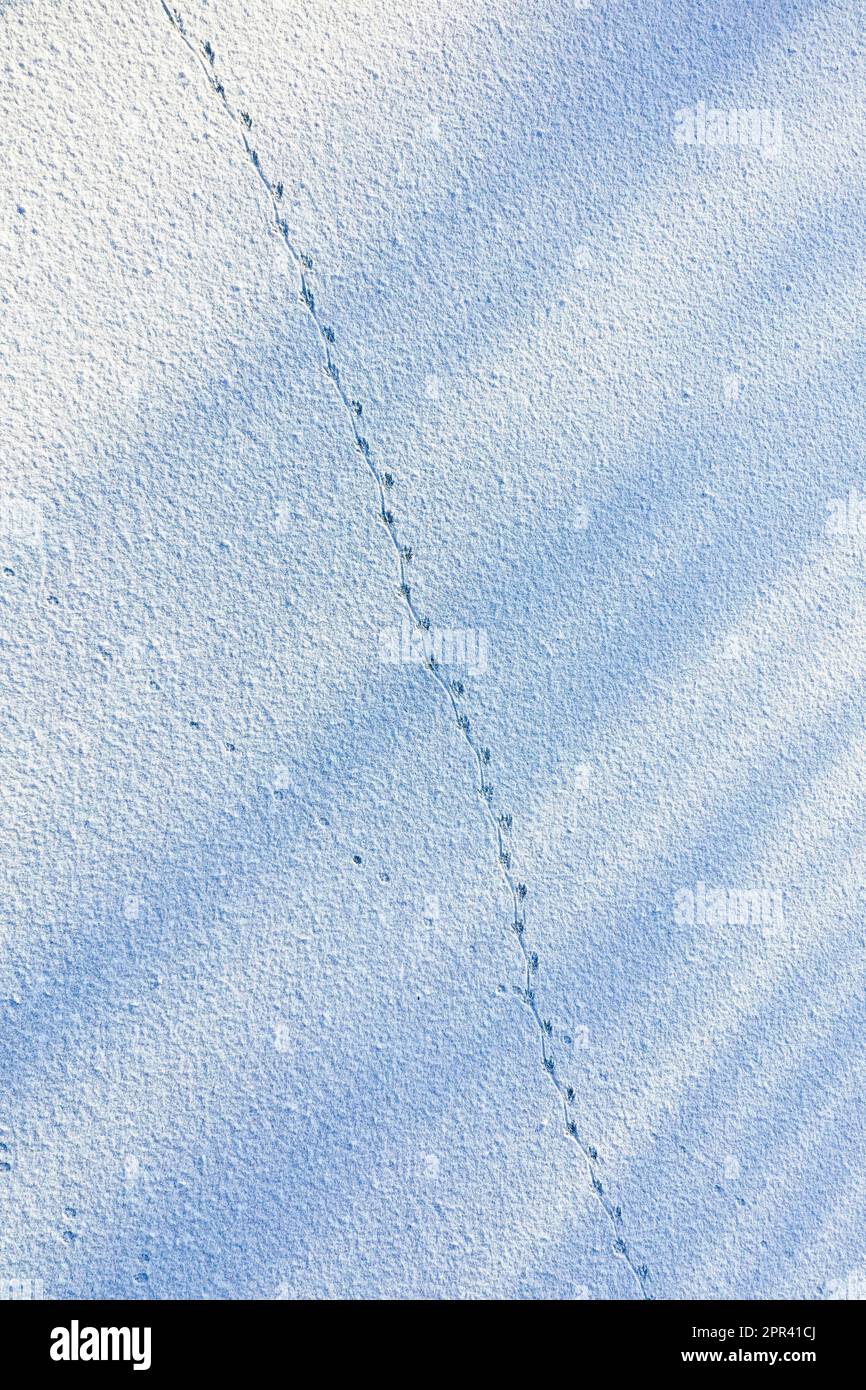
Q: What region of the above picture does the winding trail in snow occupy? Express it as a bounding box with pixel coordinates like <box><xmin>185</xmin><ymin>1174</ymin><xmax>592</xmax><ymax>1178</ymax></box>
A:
<box><xmin>159</xmin><ymin>0</ymin><xmax>651</xmax><ymax>1299</ymax></box>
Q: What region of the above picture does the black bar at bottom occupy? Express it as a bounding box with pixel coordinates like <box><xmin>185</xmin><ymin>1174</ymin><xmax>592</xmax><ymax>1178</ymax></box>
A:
<box><xmin>0</xmin><ymin>1297</ymin><xmax>857</xmax><ymax>1376</ymax></box>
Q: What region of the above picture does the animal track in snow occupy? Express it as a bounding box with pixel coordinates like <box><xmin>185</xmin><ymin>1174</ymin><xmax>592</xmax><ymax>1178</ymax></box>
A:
<box><xmin>159</xmin><ymin>2</ymin><xmax>650</xmax><ymax>1299</ymax></box>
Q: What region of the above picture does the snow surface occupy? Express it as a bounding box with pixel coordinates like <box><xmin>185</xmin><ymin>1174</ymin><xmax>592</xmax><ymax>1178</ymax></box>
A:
<box><xmin>1</xmin><ymin>0</ymin><xmax>865</xmax><ymax>1299</ymax></box>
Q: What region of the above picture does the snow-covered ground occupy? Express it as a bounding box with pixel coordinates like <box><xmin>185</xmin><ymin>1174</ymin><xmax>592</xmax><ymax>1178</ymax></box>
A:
<box><xmin>1</xmin><ymin>0</ymin><xmax>865</xmax><ymax>1299</ymax></box>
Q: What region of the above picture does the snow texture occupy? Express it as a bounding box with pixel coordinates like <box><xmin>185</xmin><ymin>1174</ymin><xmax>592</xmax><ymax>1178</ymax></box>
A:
<box><xmin>1</xmin><ymin>0</ymin><xmax>865</xmax><ymax>1300</ymax></box>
